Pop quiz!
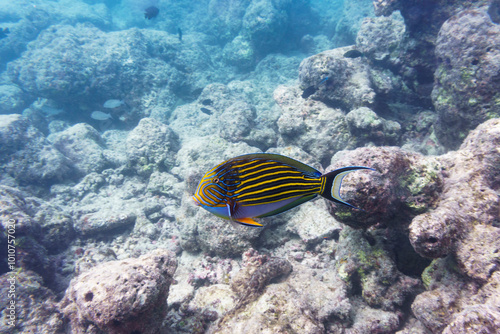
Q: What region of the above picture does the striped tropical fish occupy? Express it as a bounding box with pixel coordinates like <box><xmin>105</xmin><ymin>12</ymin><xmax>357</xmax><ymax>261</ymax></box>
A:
<box><xmin>192</xmin><ymin>153</ymin><xmax>373</xmax><ymax>227</ymax></box>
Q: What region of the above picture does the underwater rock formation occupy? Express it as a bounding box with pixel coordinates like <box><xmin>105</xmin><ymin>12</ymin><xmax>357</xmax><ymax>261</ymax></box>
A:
<box><xmin>170</xmin><ymin>84</ymin><xmax>256</xmax><ymax>145</ymax></box>
<box><xmin>409</xmin><ymin>118</ymin><xmax>499</xmax><ymax>260</ymax></box>
<box><xmin>371</xmin><ymin>0</ymin><xmax>499</xmax><ymax>143</ymax></box>
<box><xmin>0</xmin><ymin>114</ymin><xmax>71</xmax><ymax>186</ymax></box>
<box><xmin>328</xmin><ymin>118</ymin><xmax>500</xmax><ymax>332</ymax></box>
<box><xmin>433</xmin><ymin>9</ymin><xmax>500</xmax><ymax>148</ymax></box>
<box><xmin>0</xmin><ymin>84</ymin><xmax>27</xmax><ymax>114</ymax></box>
<box><xmin>51</xmin><ymin>123</ymin><xmax>111</xmax><ymax>176</ymax></box>
<box><xmin>274</xmin><ymin>85</ymin><xmax>357</xmax><ymax>165</ymax></box>
<box><xmin>176</xmin><ymin>193</ymin><xmax>261</xmax><ymax>257</ymax></box>
<box><xmin>327</xmin><ymin>146</ymin><xmax>444</xmax><ymax>229</ymax></box>
<box><xmin>61</xmin><ymin>249</ymin><xmax>177</xmax><ymax>334</ymax></box>
<box><xmin>0</xmin><ymin>0</ymin><xmax>110</xmax><ymax>64</ymax></box>
<box><xmin>216</xmin><ymin>0</ymin><xmax>316</xmax><ymax>69</ymax></box>
<box><xmin>298</xmin><ymin>46</ymin><xmax>376</xmax><ymax>109</ymax></box>
<box><xmin>356</xmin><ymin>12</ymin><xmax>405</xmax><ymax>64</ymax></box>
<box><xmin>126</xmin><ymin>117</ymin><xmax>179</xmax><ymax>177</ymax></box>
<box><xmin>0</xmin><ymin>270</ymin><xmax>64</xmax><ymax>333</ymax></box>
<box><xmin>330</xmin><ymin>118</ymin><xmax>499</xmax><ymax>256</ymax></box>
<box><xmin>334</xmin><ymin>0</ymin><xmax>375</xmax><ymax>46</ymax></box>
<box><xmin>6</xmin><ymin>24</ymin><xmax>220</xmax><ymax>121</ymax></box>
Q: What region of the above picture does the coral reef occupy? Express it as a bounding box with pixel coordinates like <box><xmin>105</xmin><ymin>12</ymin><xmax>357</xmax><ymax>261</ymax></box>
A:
<box><xmin>1</xmin><ymin>0</ymin><xmax>500</xmax><ymax>333</ymax></box>
<box><xmin>298</xmin><ymin>46</ymin><xmax>376</xmax><ymax>109</ymax></box>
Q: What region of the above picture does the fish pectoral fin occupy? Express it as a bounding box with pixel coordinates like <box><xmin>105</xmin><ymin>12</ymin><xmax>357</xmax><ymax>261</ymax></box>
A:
<box><xmin>226</xmin><ymin>200</ymin><xmax>238</xmax><ymax>219</ymax></box>
<box><xmin>235</xmin><ymin>217</ymin><xmax>263</xmax><ymax>228</ymax></box>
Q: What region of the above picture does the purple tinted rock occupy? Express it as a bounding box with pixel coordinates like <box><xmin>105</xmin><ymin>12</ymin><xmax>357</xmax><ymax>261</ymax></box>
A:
<box><xmin>455</xmin><ymin>224</ymin><xmax>500</xmax><ymax>283</ymax></box>
<box><xmin>61</xmin><ymin>249</ymin><xmax>177</xmax><ymax>333</ymax></box>
<box><xmin>230</xmin><ymin>252</ymin><xmax>292</xmax><ymax>306</ymax></box>
<box><xmin>0</xmin><ymin>270</ymin><xmax>64</xmax><ymax>333</ymax></box>
<box><xmin>327</xmin><ymin>147</ymin><xmax>443</xmax><ymax>229</ymax></box>
<box><xmin>443</xmin><ymin>304</ymin><xmax>500</xmax><ymax>334</ymax></box>
<box><xmin>410</xmin><ymin>118</ymin><xmax>500</xmax><ymax>258</ymax></box>
<box><xmin>335</xmin><ymin>227</ymin><xmax>421</xmax><ymax>312</ymax></box>
<box><xmin>433</xmin><ymin>9</ymin><xmax>500</xmax><ymax>148</ymax></box>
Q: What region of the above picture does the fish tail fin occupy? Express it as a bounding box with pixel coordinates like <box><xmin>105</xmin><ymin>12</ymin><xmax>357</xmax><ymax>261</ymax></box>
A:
<box><xmin>320</xmin><ymin>166</ymin><xmax>374</xmax><ymax>209</ymax></box>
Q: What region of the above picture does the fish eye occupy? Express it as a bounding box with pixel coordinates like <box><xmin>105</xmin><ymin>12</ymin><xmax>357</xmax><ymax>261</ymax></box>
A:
<box><xmin>213</xmin><ymin>177</ymin><xmax>219</xmax><ymax>184</ymax></box>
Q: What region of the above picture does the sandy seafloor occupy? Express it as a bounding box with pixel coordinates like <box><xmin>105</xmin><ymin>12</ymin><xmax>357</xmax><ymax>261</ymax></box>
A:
<box><xmin>0</xmin><ymin>0</ymin><xmax>500</xmax><ymax>333</ymax></box>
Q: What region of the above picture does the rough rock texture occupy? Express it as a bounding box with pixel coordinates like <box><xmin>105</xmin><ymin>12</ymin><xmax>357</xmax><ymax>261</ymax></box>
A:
<box><xmin>409</xmin><ymin>118</ymin><xmax>499</xmax><ymax>259</ymax></box>
<box><xmin>61</xmin><ymin>249</ymin><xmax>177</xmax><ymax>334</ymax></box>
<box><xmin>230</xmin><ymin>249</ymin><xmax>293</xmax><ymax>306</ymax></box>
<box><xmin>49</xmin><ymin>167</ymin><xmax>181</xmax><ymax>237</ymax></box>
<box><xmin>329</xmin><ymin>118</ymin><xmax>499</xmax><ymax>261</ymax></box>
<box><xmin>327</xmin><ymin>147</ymin><xmax>444</xmax><ymax>229</ymax></box>
<box><xmin>356</xmin><ymin>12</ymin><xmax>405</xmax><ymax>63</ymax></box>
<box><xmin>286</xmin><ymin>200</ymin><xmax>343</xmax><ymax>246</ymax></box>
<box><xmin>0</xmin><ymin>185</ymin><xmax>75</xmax><ymax>290</ymax></box>
<box><xmin>334</xmin><ymin>0</ymin><xmax>375</xmax><ymax>46</ymax></box>
<box><xmin>327</xmin><ymin>118</ymin><xmax>500</xmax><ymax>333</ymax></box>
<box><xmin>0</xmin><ymin>84</ymin><xmax>27</xmax><ymax>114</ymax></box>
<box><xmin>7</xmin><ymin>24</ymin><xmax>222</xmax><ymax>122</ymax></box>
<box><xmin>298</xmin><ymin>46</ymin><xmax>376</xmax><ymax>109</ymax></box>
<box><xmin>0</xmin><ymin>0</ymin><xmax>110</xmax><ymax>64</ymax></box>
<box><xmin>433</xmin><ymin>9</ymin><xmax>500</xmax><ymax>148</ymax></box>
<box><xmin>216</xmin><ymin>0</ymin><xmax>316</xmax><ymax>69</ymax></box>
<box><xmin>51</xmin><ymin>123</ymin><xmax>110</xmax><ymax>176</ymax></box>
<box><xmin>335</xmin><ymin>227</ymin><xmax>422</xmax><ymax>312</ymax></box>
<box><xmin>346</xmin><ymin>106</ymin><xmax>401</xmax><ymax>145</ymax></box>
<box><xmin>170</xmin><ymin>84</ymin><xmax>256</xmax><ymax>145</ymax></box>
<box><xmin>176</xmin><ymin>193</ymin><xmax>261</xmax><ymax>257</ymax></box>
<box><xmin>207</xmin><ymin>0</ymin><xmax>250</xmax><ymax>44</ymax></box>
<box><xmin>126</xmin><ymin>117</ymin><xmax>179</xmax><ymax>177</ymax></box>
<box><xmin>274</xmin><ymin>85</ymin><xmax>356</xmax><ymax>165</ymax></box>
<box><xmin>0</xmin><ymin>114</ymin><xmax>71</xmax><ymax>185</ymax></box>
<box><xmin>0</xmin><ymin>270</ymin><xmax>64</xmax><ymax>333</ymax></box>
<box><xmin>373</xmin><ymin>0</ymin><xmax>490</xmax><ymax>80</ymax></box>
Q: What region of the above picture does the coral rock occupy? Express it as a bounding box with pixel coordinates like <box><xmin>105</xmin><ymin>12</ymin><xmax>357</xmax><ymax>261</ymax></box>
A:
<box><xmin>61</xmin><ymin>249</ymin><xmax>177</xmax><ymax>334</ymax></box>
<box><xmin>433</xmin><ymin>9</ymin><xmax>500</xmax><ymax>148</ymax></box>
<box><xmin>298</xmin><ymin>47</ymin><xmax>376</xmax><ymax>108</ymax></box>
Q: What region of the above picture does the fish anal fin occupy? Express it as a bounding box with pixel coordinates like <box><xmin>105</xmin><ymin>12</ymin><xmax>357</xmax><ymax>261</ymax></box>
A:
<box><xmin>236</xmin><ymin>217</ymin><xmax>263</xmax><ymax>228</ymax></box>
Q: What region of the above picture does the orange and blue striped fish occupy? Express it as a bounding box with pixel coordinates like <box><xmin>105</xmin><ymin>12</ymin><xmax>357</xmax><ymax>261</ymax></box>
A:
<box><xmin>192</xmin><ymin>153</ymin><xmax>373</xmax><ymax>227</ymax></box>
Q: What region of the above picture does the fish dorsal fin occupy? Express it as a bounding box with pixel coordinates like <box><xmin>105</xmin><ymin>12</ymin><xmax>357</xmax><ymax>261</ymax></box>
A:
<box><xmin>231</xmin><ymin>153</ymin><xmax>321</xmax><ymax>177</ymax></box>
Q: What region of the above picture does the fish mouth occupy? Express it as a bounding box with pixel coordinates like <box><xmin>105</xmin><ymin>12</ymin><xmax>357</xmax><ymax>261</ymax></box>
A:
<box><xmin>192</xmin><ymin>196</ymin><xmax>201</xmax><ymax>206</ymax></box>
